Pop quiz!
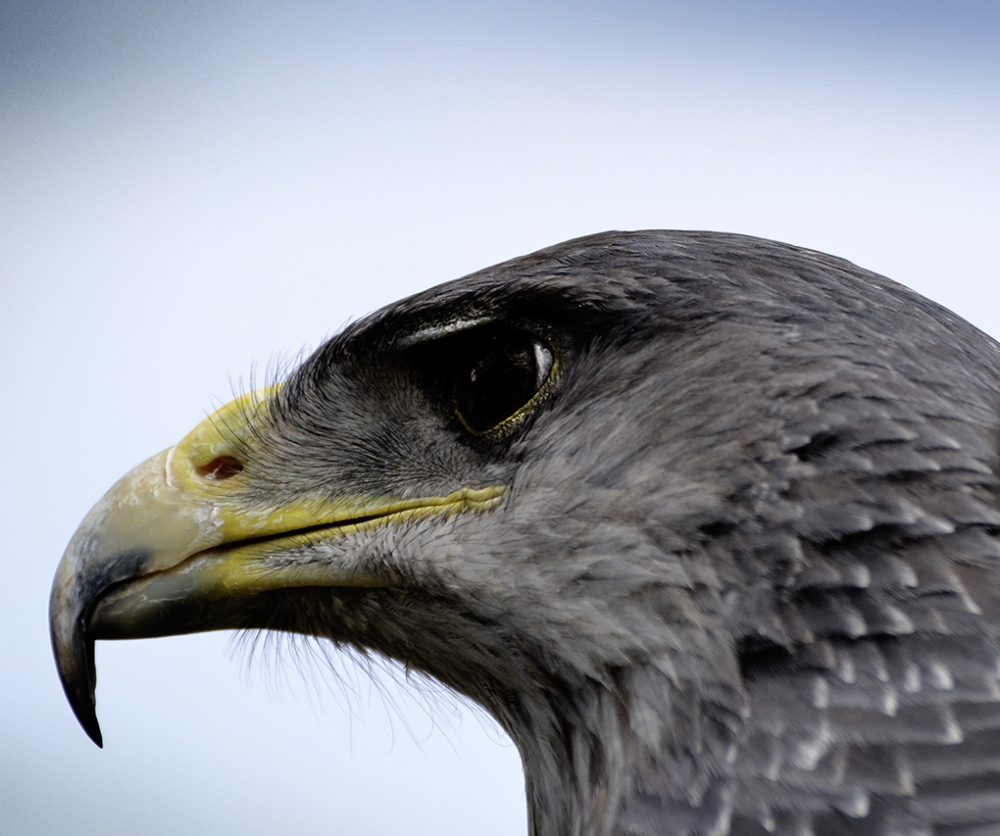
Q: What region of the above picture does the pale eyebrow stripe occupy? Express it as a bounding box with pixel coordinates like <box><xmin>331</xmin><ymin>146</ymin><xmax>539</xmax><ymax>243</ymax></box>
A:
<box><xmin>396</xmin><ymin>316</ymin><xmax>498</xmax><ymax>347</ymax></box>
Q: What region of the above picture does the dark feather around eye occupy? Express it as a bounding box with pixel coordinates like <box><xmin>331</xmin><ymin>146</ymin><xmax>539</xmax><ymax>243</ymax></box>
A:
<box><xmin>452</xmin><ymin>329</ymin><xmax>553</xmax><ymax>434</ymax></box>
<box><xmin>403</xmin><ymin>323</ymin><xmax>556</xmax><ymax>436</ymax></box>
<box><xmin>454</xmin><ymin>330</ymin><xmax>552</xmax><ymax>433</ymax></box>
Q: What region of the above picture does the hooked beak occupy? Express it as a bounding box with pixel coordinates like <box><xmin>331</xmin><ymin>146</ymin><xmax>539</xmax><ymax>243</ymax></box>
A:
<box><xmin>50</xmin><ymin>386</ymin><xmax>502</xmax><ymax>746</ymax></box>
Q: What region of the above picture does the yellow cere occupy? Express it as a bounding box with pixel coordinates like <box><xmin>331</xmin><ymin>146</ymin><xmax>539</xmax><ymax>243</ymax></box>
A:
<box><xmin>167</xmin><ymin>385</ymin><xmax>282</xmax><ymax>494</ymax></box>
<box><xmin>163</xmin><ymin>384</ymin><xmax>505</xmax><ymax>544</ymax></box>
<box><xmin>85</xmin><ymin>385</ymin><xmax>506</xmax><ymax>590</ymax></box>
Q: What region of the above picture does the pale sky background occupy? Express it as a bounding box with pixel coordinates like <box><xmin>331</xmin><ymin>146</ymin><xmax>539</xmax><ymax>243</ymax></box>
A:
<box><xmin>2</xmin><ymin>2</ymin><xmax>999</xmax><ymax>834</ymax></box>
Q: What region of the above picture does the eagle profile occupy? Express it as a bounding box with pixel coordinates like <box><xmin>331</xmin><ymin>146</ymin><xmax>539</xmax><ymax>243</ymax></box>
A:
<box><xmin>51</xmin><ymin>231</ymin><xmax>1000</xmax><ymax>835</ymax></box>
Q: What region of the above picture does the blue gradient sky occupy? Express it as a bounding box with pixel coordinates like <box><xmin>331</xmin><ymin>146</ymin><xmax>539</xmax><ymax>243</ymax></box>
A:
<box><xmin>2</xmin><ymin>3</ymin><xmax>999</xmax><ymax>834</ymax></box>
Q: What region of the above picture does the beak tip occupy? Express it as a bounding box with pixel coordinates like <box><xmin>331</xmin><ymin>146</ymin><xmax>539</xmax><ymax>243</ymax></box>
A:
<box><xmin>51</xmin><ymin>606</ymin><xmax>105</xmax><ymax>748</ymax></box>
<box><xmin>70</xmin><ymin>687</ymin><xmax>104</xmax><ymax>748</ymax></box>
<box><xmin>59</xmin><ymin>662</ymin><xmax>104</xmax><ymax>748</ymax></box>
<box><xmin>86</xmin><ymin>720</ymin><xmax>104</xmax><ymax>749</ymax></box>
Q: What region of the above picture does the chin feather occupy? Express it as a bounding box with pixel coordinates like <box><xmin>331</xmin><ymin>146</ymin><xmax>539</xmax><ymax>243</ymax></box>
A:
<box><xmin>228</xmin><ymin>627</ymin><xmax>505</xmax><ymax>748</ymax></box>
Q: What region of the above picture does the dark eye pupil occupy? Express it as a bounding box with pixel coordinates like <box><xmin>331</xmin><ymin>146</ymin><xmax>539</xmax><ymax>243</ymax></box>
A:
<box><xmin>454</xmin><ymin>331</ymin><xmax>552</xmax><ymax>433</ymax></box>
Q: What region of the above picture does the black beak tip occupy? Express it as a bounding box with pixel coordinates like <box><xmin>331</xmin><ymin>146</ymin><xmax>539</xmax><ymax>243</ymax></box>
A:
<box><xmin>85</xmin><ymin>719</ymin><xmax>104</xmax><ymax>748</ymax></box>
<box><xmin>71</xmin><ymin>690</ymin><xmax>104</xmax><ymax>749</ymax></box>
<box><xmin>52</xmin><ymin>618</ymin><xmax>104</xmax><ymax>748</ymax></box>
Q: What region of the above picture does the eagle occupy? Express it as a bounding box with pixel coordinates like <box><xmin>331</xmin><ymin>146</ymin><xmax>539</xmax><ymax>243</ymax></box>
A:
<box><xmin>51</xmin><ymin>231</ymin><xmax>1000</xmax><ymax>836</ymax></box>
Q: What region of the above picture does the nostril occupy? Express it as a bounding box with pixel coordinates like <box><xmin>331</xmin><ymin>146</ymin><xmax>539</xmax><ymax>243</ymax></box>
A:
<box><xmin>196</xmin><ymin>456</ymin><xmax>244</xmax><ymax>480</ymax></box>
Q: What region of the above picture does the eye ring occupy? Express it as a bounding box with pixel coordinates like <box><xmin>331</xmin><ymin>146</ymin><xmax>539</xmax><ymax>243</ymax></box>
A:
<box><xmin>451</xmin><ymin>328</ymin><xmax>556</xmax><ymax>436</ymax></box>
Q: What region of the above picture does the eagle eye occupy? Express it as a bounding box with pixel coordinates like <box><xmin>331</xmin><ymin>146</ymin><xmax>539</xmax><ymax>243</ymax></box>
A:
<box><xmin>452</xmin><ymin>328</ymin><xmax>554</xmax><ymax>434</ymax></box>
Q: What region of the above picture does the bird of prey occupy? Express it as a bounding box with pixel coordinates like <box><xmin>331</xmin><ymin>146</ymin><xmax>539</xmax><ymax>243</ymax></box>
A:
<box><xmin>51</xmin><ymin>231</ymin><xmax>1000</xmax><ymax>836</ymax></box>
